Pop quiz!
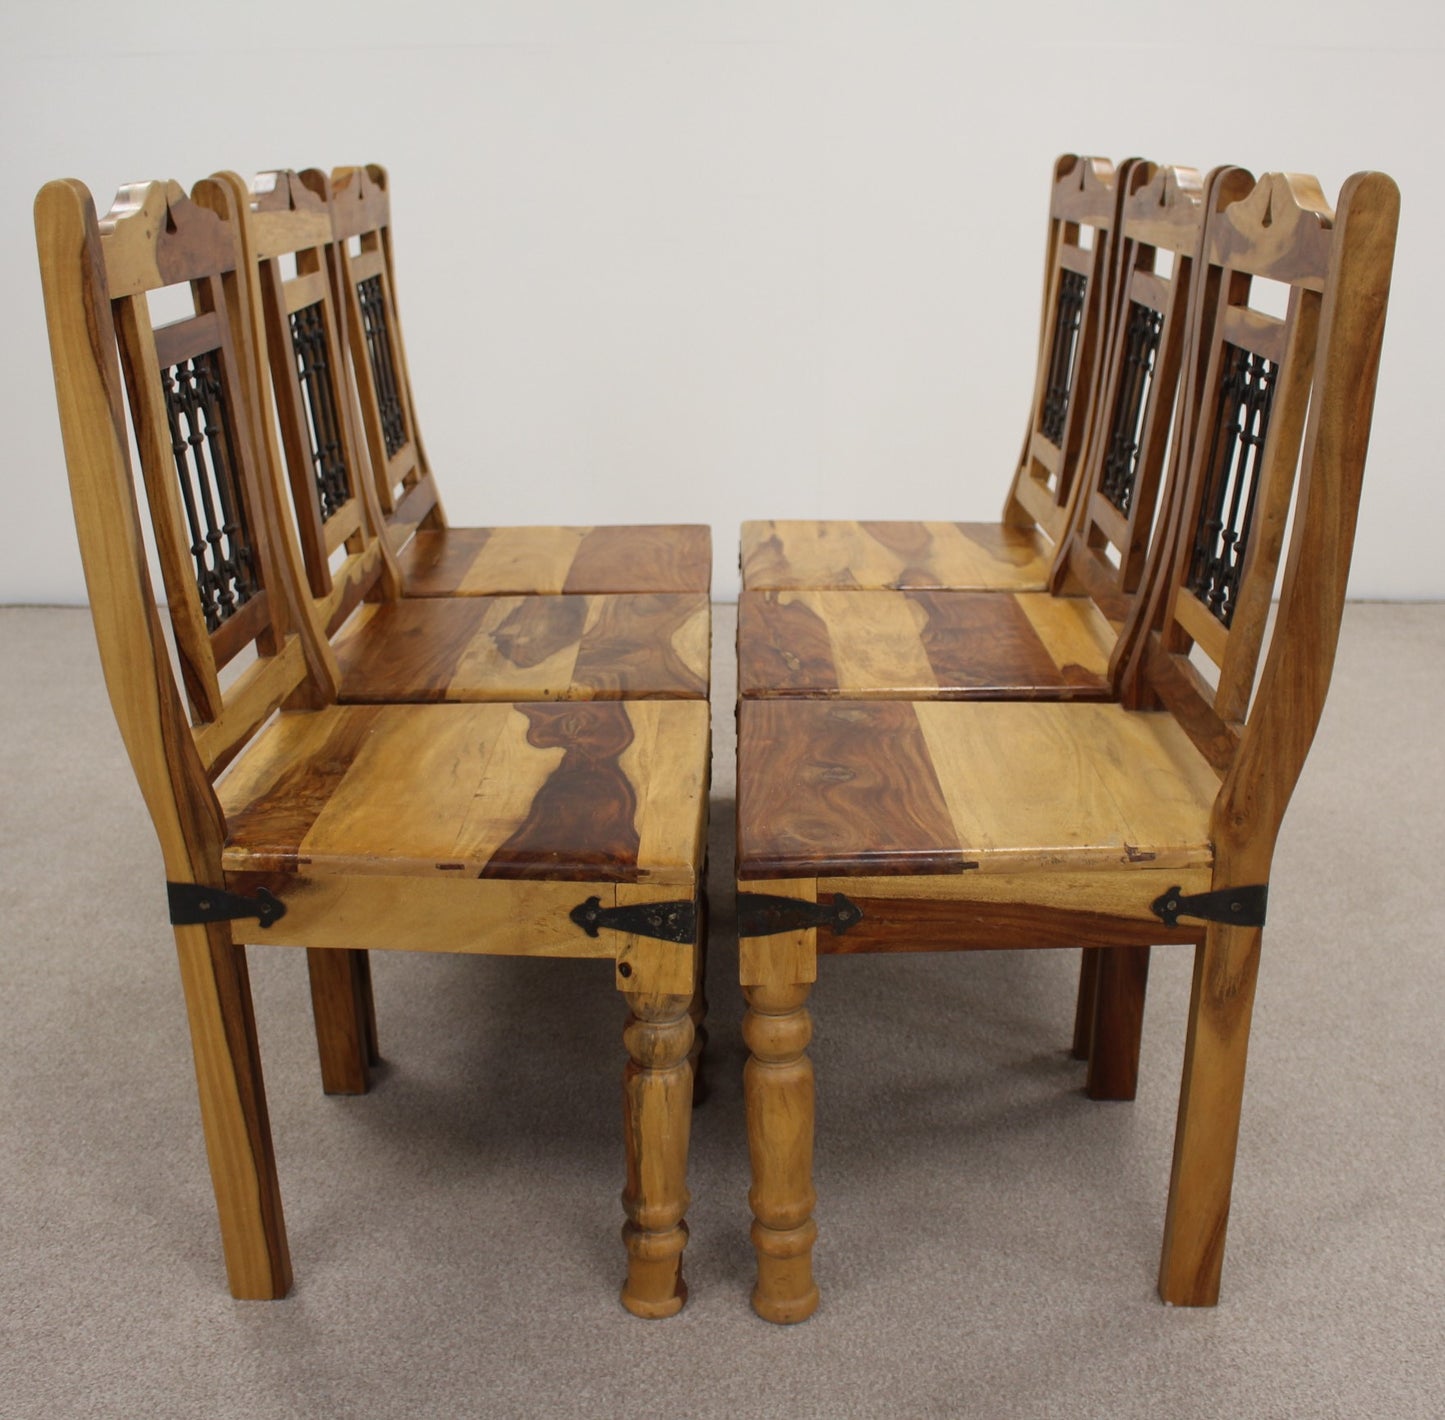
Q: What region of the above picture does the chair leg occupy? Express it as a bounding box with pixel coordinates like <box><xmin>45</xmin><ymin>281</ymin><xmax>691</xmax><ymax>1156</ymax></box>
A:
<box><xmin>173</xmin><ymin>923</ymin><xmax>291</xmax><ymax>1299</ymax></box>
<box><xmin>744</xmin><ymin>981</ymin><xmax>819</xmax><ymax>1324</ymax></box>
<box><xmin>1158</xmin><ymin>923</ymin><xmax>1262</xmax><ymax>1306</ymax></box>
<box><xmin>1072</xmin><ymin>948</ymin><xmax>1100</xmax><ymax>1059</ymax></box>
<box><xmin>620</xmin><ymin>990</ymin><xmax>693</xmax><ymax>1318</ymax></box>
<box><xmin>1085</xmin><ymin>946</ymin><xmax>1151</xmax><ymax>1100</ymax></box>
<box><xmin>688</xmin><ymin>892</ymin><xmax>710</xmax><ymax>1106</ymax></box>
<box><xmin>306</xmin><ymin>948</ymin><xmax>377</xmax><ymax>1095</ymax></box>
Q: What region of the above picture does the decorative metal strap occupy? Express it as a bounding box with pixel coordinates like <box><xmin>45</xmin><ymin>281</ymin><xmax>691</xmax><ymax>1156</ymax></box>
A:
<box><xmin>569</xmin><ymin>896</ymin><xmax>696</xmax><ymax>944</ymax></box>
<box><xmin>1150</xmin><ymin>884</ymin><xmax>1267</xmax><ymax>928</ymax></box>
<box><xmin>167</xmin><ymin>882</ymin><xmax>286</xmax><ymax>929</ymax></box>
<box><xmin>736</xmin><ymin>892</ymin><xmax>863</xmax><ymax>939</ymax></box>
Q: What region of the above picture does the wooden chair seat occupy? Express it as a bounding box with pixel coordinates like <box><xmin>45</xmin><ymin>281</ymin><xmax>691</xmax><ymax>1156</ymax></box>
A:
<box><xmin>739</xmin><ymin>519</ymin><xmax>1054</xmax><ymax>593</ymax></box>
<box><xmin>220</xmin><ymin>699</ymin><xmax>708</xmax><ymax>885</ymax></box>
<box><xmin>396</xmin><ymin>523</ymin><xmax>714</xmax><ymax>597</ymax></box>
<box><xmin>737</xmin><ymin>699</ymin><xmax>1215</xmax><ymax>882</ymax></box>
<box><xmin>331</xmin><ymin>593</ymin><xmax>710</xmax><ymax>702</ymax></box>
<box><xmin>737</xmin><ymin>589</ymin><xmax>1114</xmax><ymax>700</ymax></box>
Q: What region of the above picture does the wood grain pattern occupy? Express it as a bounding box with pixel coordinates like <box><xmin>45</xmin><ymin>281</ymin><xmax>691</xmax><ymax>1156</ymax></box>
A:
<box><xmin>219</xmin><ymin>700</ymin><xmax>709</xmax><ymax>885</ymax></box>
<box><xmin>331</xmin><ymin>593</ymin><xmax>709</xmax><ymax>702</ymax></box>
<box><xmin>740</xmin><ymin>519</ymin><xmax>1053</xmax><ymax>592</ymax></box>
<box><xmin>737</xmin><ymin>589</ymin><xmax>1111</xmax><ymax>699</ymax></box>
<box><xmin>397</xmin><ymin>524</ymin><xmax>713</xmax><ymax>596</ymax></box>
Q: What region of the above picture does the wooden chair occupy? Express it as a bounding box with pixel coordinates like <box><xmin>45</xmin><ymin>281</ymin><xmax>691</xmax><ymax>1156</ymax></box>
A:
<box><xmin>36</xmin><ymin>174</ymin><xmax>708</xmax><ymax>1316</ymax></box>
<box><xmin>733</xmin><ymin>169</ymin><xmax>1399</xmax><ymax>1322</ymax></box>
<box><xmin>221</xmin><ymin>167</ymin><xmax>711</xmax><ymax>704</ymax></box>
<box><xmin>739</xmin><ymin>154</ymin><xmax>1126</xmax><ymax>594</ymax></box>
<box><xmin>328</xmin><ymin>163</ymin><xmax>712</xmax><ymax>597</ymax></box>
<box><xmin>737</xmin><ymin>163</ymin><xmax>1252</xmax><ymax>703</ymax></box>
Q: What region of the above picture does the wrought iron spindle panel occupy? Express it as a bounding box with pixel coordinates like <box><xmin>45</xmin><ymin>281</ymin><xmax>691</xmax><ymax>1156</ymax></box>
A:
<box><xmin>289</xmin><ymin>302</ymin><xmax>351</xmax><ymax>522</ymax></box>
<box><xmin>357</xmin><ymin>274</ymin><xmax>407</xmax><ymax>458</ymax></box>
<box><xmin>162</xmin><ymin>352</ymin><xmax>260</xmax><ymax>631</ymax></box>
<box><xmin>1040</xmin><ymin>268</ymin><xmax>1088</xmax><ymax>444</ymax></box>
<box><xmin>1185</xmin><ymin>343</ymin><xmax>1278</xmax><ymax>628</ymax></box>
<box><xmin>1099</xmin><ymin>302</ymin><xmax>1164</xmax><ymax>516</ymax></box>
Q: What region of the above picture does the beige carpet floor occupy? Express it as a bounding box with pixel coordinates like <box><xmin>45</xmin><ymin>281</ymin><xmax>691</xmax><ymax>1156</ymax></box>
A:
<box><xmin>1</xmin><ymin>603</ymin><xmax>1441</xmax><ymax>1419</ymax></box>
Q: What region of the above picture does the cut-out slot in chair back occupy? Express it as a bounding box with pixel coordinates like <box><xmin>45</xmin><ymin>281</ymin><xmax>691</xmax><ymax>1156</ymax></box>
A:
<box><xmin>44</xmin><ymin>178</ymin><xmax>327</xmax><ymax>784</ymax></box>
<box><xmin>1129</xmin><ymin>171</ymin><xmax>1399</xmax><ymax>846</ymax></box>
<box><xmin>329</xmin><ymin>164</ymin><xmax>440</xmax><ymax>546</ymax></box>
<box><xmin>221</xmin><ymin>168</ymin><xmax>395</xmax><ymax>638</ymax></box>
<box><xmin>1004</xmin><ymin>154</ymin><xmax>1125</xmax><ymax>544</ymax></box>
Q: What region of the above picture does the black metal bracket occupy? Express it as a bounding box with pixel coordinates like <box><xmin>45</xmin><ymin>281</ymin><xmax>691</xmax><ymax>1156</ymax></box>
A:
<box><xmin>736</xmin><ymin>892</ymin><xmax>863</xmax><ymax>939</ymax></box>
<box><xmin>167</xmin><ymin>881</ymin><xmax>286</xmax><ymax>929</ymax></box>
<box><xmin>569</xmin><ymin>896</ymin><xmax>697</xmax><ymax>944</ymax></box>
<box><xmin>1150</xmin><ymin>883</ymin><xmax>1267</xmax><ymax>928</ymax></box>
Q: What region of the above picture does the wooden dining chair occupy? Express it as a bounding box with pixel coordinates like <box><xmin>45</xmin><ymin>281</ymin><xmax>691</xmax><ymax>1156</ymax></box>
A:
<box><xmin>327</xmin><ymin>163</ymin><xmax>712</xmax><ymax>597</ymax></box>
<box><xmin>219</xmin><ymin>167</ymin><xmax>711</xmax><ymax>705</ymax></box>
<box><xmin>36</xmin><ymin>174</ymin><xmax>708</xmax><ymax>1317</ymax></box>
<box><xmin>736</xmin><ymin>163</ymin><xmax>1252</xmax><ymax>703</ymax></box>
<box><xmin>739</xmin><ymin>154</ymin><xmax>1129</xmax><ymax>594</ymax></box>
<box><xmin>733</xmin><ymin>169</ymin><xmax>1399</xmax><ymax>1321</ymax></box>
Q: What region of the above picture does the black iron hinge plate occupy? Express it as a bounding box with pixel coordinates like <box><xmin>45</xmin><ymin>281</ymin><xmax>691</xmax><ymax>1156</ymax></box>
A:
<box><xmin>736</xmin><ymin>891</ymin><xmax>863</xmax><ymax>939</ymax></box>
<box><xmin>168</xmin><ymin>881</ymin><xmax>286</xmax><ymax>929</ymax></box>
<box><xmin>569</xmin><ymin>896</ymin><xmax>697</xmax><ymax>944</ymax></box>
<box><xmin>1150</xmin><ymin>883</ymin><xmax>1267</xmax><ymax>928</ymax></box>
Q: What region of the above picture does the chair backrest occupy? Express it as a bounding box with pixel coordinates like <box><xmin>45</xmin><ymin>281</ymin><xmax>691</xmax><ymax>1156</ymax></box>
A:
<box><xmin>218</xmin><ymin>167</ymin><xmax>400</xmax><ymax>637</ymax></box>
<box><xmin>35</xmin><ymin>177</ymin><xmax>336</xmax><ymax>881</ymax></box>
<box><xmin>1051</xmin><ymin>164</ymin><xmax>1262</xmax><ymax>693</ymax></box>
<box><xmin>1124</xmin><ymin>170</ymin><xmax>1399</xmax><ymax>878</ymax></box>
<box><xmin>328</xmin><ymin>163</ymin><xmax>441</xmax><ymax>552</ymax></box>
<box><xmin>1001</xmin><ymin>154</ymin><xmax>1129</xmax><ymax>546</ymax></box>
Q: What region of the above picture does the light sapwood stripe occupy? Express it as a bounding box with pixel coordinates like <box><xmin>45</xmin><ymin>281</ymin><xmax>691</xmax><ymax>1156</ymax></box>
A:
<box><xmin>913</xmin><ymin>703</ymin><xmax>1215</xmax><ymax>871</ymax></box>
<box><xmin>394</xmin><ymin>527</ymin><xmax>492</xmax><ymax>597</ymax></box>
<box><xmin>1012</xmin><ymin>594</ymin><xmax>1115</xmax><ymax>683</ymax></box>
<box><xmin>617</xmin><ymin>700</ymin><xmax>710</xmax><ymax>882</ymax></box>
<box><xmin>819</xmin><ymin>591</ymin><xmax>939</xmax><ymax>695</ymax></box>
<box><xmin>457</xmin><ymin>597</ymin><xmax>588</xmax><ymax>696</ymax></box>
<box><xmin>564</xmin><ymin>525</ymin><xmax>713</xmax><ymax>594</ymax></box>
<box><xmin>455</xmin><ymin>525</ymin><xmax>589</xmax><ymax>595</ymax></box>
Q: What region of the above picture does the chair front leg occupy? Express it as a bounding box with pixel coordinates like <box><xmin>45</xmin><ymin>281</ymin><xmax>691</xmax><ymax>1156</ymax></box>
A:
<box><xmin>744</xmin><ymin>981</ymin><xmax>819</xmax><ymax>1323</ymax></box>
<box><xmin>620</xmin><ymin>990</ymin><xmax>693</xmax><ymax>1318</ymax></box>
<box><xmin>174</xmin><ymin>922</ymin><xmax>291</xmax><ymax>1299</ymax></box>
<box><xmin>1158</xmin><ymin>922</ymin><xmax>1262</xmax><ymax>1305</ymax></box>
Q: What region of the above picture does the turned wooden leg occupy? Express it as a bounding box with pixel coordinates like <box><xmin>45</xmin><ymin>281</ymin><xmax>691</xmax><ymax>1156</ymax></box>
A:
<box><xmin>1159</xmin><ymin>923</ymin><xmax>1262</xmax><ymax>1305</ymax></box>
<box><xmin>174</xmin><ymin>923</ymin><xmax>291</xmax><ymax>1299</ymax></box>
<box><xmin>620</xmin><ymin>990</ymin><xmax>693</xmax><ymax>1318</ymax></box>
<box><xmin>688</xmin><ymin>892</ymin><xmax>710</xmax><ymax>1106</ymax></box>
<box><xmin>744</xmin><ymin>981</ymin><xmax>819</xmax><ymax>1324</ymax></box>
<box><xmin>1086</xmin><ymin>946</ymin><xmax>1151</xmax><ymax>1101</ymax></box>
<box><xmin>307</xmin><ymin>948</ymin><xmax>379</xmax><ymax>1095</ymax></box>
<box><xmin>1072</xmin><ymin>948</ymin><xmax>1100</xmax><ymax>1060</ymax></box>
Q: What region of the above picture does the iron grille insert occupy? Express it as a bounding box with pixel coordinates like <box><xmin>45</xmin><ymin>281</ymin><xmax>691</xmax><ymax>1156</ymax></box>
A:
<box><xmin>1040</xmin><ymin>268</ymin><xmax>1088</xmax><ymax>444</ymax></box>
<box><xmin>1099</xmin><ymin>302</ymin><xmax>1164</xmax><ymax>516</ymax></box>
<box><xmin>289</xmin><ymin>302</ymin><xmax>350</xmax><ymax>522</ymax></box>
<box><xmin>1185</xmin><ymin>343</ymin><xmax>1278</xmax><ymax>628</ymax></box>
<box><xmin>357</xmin><ymin>274</ymin><xmax>407</xmax><ymax>458</ymax></box>
<box><xmin>162</xmin><ymin>351</ymin><xmax>260</xmax><ymax>631</ymax></box>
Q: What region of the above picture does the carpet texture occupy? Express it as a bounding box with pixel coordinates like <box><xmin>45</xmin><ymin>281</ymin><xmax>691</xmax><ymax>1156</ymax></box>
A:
<box><xmin>1</xmin><ymin>603</ymin><xmax>1441</xmax><ymax>1419</ymax></box>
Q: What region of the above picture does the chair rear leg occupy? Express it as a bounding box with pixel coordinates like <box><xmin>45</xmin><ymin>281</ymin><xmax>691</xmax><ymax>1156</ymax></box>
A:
<box><xmin>306</xmin><ymin>948</ymin><xmax>377</xmax><ymax>1094</ymax></box>
<box><xmin>1086</xmin><ymin>946</ymin><xmax>1151</xmax><ymax>1100</ymax></box>
<box><xmin>1072</xmin><ymin>947</ymin><xmax>1100</xmax><ymax>1060</ymax></box>
<box><xmin>174</xmin><ymin>923</ymin><xmax>291</xmax><ymax>1299</ymax></box>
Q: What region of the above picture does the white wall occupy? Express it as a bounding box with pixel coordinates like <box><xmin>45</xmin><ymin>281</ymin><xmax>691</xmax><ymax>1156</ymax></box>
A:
<box><xmin>3</xmin><ymin>1</ymin><xmax>1439</xmax><ymax>603</ymax></box>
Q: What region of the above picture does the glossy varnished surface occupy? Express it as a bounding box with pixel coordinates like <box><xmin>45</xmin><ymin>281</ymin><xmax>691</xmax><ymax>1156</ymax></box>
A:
<box><xmin>736</xmin><ymin>700</ymin><xmax>1218</xmax><ymax>881</ymax></box>
<box><xmin>737</xmin><ymin>589</ymin><xmax>1112</xmax><ymax>699</ymax></box>
<box><xmin>396</xmin><ymin>524</ymin><xmax>713</xmax><ymax>596</ymax></box>
<box><xmin>219</xmin><ymin>700</ymin><xmax>709</xmax><ymax>883</ymax></box>
<box><xmin>332</xmin><ymin>593</ymin><xmax>709</xmax><ymax>701</ymax></box>
<box><xmin>739</xmin><ymin>520</ymin><xmax>1054</xmax><ymax>592</ymax></box>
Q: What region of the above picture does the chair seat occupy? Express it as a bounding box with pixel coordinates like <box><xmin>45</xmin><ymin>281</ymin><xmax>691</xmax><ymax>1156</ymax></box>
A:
<box><xmin>332</xmin><ymin>594</ymin><xmax>710</xmax><ymax>702</ymax></box>
<box><xmin>395</xmin><ymin>524</ymin><xmax>713</xmax><ymax>596</ymax></box>
<box><xmin>737</xmin><ymin>589</ymin><xmax>1114</xmax><ymax>699</ymax></box>
<box><xmin>219</xmin><ymin>699</ymin><xmax>709</xmax><ymax>884</ymax></box>
<box><xmin>739</xmin><ymin>520</ymin><xmax>1054</xmax><ymax>592</ymax></box>
<box><xmin>737</xmin><ymin>699</ymin><xmax>1218</xmax><ymax>881</ymax></box>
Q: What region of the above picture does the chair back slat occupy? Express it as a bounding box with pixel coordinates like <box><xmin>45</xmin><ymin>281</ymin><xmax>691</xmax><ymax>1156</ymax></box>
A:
<box><xmin>329</xmin><ymin>164</ymin><xmax>442</xmax><ymax>546</ymax></box>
